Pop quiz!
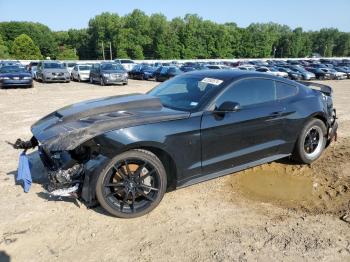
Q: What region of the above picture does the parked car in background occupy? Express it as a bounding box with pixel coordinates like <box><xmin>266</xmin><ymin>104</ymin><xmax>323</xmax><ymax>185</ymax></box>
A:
<box><xmin>0</xmin><ymin>65</ymin><xmax>33</xmax><ymax>88</ymax></box>
<box><xmin>305</xmin><ymin>68</ymin><xmax>331</xmax><ymax>80</ymax></box>
<box><xmin>71</xmin><ymin>64</ymin><xmax>92</xmax><ymax>82</ymax></box>
<box><xmin>155</xmin><ymin>66</ymin><xmax>183</xmax><ymax>82</ymax></box>
<box><xmin>89</xmin><ymin>62</ymin><xmax>128</xmax><ymax>86</ymax></box>
<box><xmin>36</xmin><ymin>61</ymin><xmax>70</xmax><ymax>83</ymax></box>
<box><xmin>255</xmin><ymin>67</ymin><xmax>288</xmax><ymax>78</ymax></box>
<box><xmin>333</xmin><ymin>67</ymin><xmax>350</xmax><ymax>79</ymax></box>
<box><xmin>238</xmin><ymin>65</ymin><xmax>256</xmax><ymax>71</ymax></box>
<box><xmin>26</xmin><ymin>61</ymin><xmax>39</xmax><ymax>79</ymax></box>
<box><xmin>179</xmin><ymin>66</ymin><xmax>196</xmax><ymax>72</ymax></box>
<box><xmin>0</xmin><ymin>60</ymin><xmax>21</xmax><ymax>68</ymax></box>
<box><xmin>276</xmin><ymin>67</ymin><xmax>302</xmax><ymax>80</ymax></box>
<box><xmin>63</xmin><ymin>62</ymin><xmax>77</xmax><ymax>75</ymax></box>
<box><xmin>115</xmin><ymin>59</ymin><xmax>136</xmax><ymax>72</ymax></box>
<box><xmin>287</xmin><ymin>66</ymin><xmax>316</xmax><ymax>80</ymax></box>
<box><xmin>129</xmin><ymin>65</ymin><xmax>157</xmax><ymax>80</ymax></box>
<box><xmin>320</xmin><ymin>68</ymin><xmax>347</xmax><ymax>80</ymax></box>
<box><xmin>205</xmin><ymin>65</ymin><xmax>230</xmax><ymax>70</ymax></box>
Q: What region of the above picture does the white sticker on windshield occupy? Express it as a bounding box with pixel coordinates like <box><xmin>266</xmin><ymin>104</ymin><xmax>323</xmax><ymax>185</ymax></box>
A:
<box><xmin>200</xmin><ymin>77</ymin><xmax>223</xmax><ymax>86</ymax></box>
<box><xmin>190</xmin><ymin>102</ymin><xmax>198</xmax><ymax>106</ymax></box>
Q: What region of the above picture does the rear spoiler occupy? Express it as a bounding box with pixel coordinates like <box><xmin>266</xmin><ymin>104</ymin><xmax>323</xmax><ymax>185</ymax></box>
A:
<box><xmin>297</xmin><ymin>81</ymin><xmax>333</xmax><ymax>96</ymax></box>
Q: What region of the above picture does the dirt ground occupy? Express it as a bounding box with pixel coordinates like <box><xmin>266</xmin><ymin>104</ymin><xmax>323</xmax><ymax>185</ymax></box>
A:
<box><xmin>0</xmin><ymin>79</ymin><xmax>349</xmax><ymax>262</ymax></box>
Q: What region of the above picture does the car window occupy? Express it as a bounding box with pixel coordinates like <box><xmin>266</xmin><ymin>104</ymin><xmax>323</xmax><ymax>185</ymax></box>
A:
<box><xmin>101</xmin><ymin>63</ymin><xmax>124</xmax><ymax>70</ymax></box>
<box><xmin>216</xmin><ymin>78</ymin><xmax>276</xmax><ymax>107</ymax></box>
<box><xmin>43</xmin><ymin>63</ymin><xmax>65</xmax><ymax>69</ymax></box>
<box><xmin>276</xmin><ymin>81</ymin><xmax>298</xmax><ymax>99</ymax></box>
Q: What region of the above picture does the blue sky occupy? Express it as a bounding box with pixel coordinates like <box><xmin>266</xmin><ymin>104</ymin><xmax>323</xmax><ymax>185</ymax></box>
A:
<box><xmin>0</xmin><ymin>0</ymin><xmax>349</xmax><ymax>32</ymax></box>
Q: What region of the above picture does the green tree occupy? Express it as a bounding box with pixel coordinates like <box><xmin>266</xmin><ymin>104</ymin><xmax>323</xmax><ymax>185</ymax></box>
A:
<box><xmin>0</xmin><ymin>35</ymin><xmax>10</xmax><ymax>58</ymax></box>
<box><xmin>333</xmin><ymin>33</ymin><xmax>350</xmax><ymax>57</ymax></box>
<box><xmin>56</xmin><ymin>47</ymin><xmax>78</xmax><ymax>60</ymax></box>
<box><xmin>87</xmin><ymin>12</ymin><xmax>122</xmax><ymax>59</ymax></box>
<box><xmin>11</xmin><ymin>34</ymin><xmax>42</xmax><ymax>59</ymax></box>
<box><xmin>0</xmin><ymin>22</ymin><xmax>57</xmax><ymax>58</ymax></box>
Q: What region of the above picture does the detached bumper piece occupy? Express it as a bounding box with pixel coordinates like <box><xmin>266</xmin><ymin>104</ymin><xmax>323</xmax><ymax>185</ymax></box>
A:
<box><xmin>47</xmin><ymin>163</ymin><xmax>84</xmax><ymax>197</ymax></box>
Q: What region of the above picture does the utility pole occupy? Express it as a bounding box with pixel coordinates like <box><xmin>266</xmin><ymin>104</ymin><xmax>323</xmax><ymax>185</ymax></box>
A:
<box><xmin>101</xmin><ymin>42</ymin><xmax>105</xmax><ymax>60</ymax></box>
<box><xmin>109</xmin><ymin>42</ymin><xmax>113</xmax><ymax>60</ymax></box>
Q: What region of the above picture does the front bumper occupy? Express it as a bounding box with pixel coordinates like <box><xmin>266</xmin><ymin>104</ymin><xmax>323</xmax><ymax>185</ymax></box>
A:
<box><xmin>0</xmin><ymin>79</ymin><xmax>33</xmax><ymax>87</ymax></box>
<box><xmin>104</xmin><ymin>77</ymin><xmax>128</xmax><ymax>84</ymax></box>
<box><xmin>44</xmin><ymin>75</ymin><xmax>70</xmax><ymax>82</ymax></box>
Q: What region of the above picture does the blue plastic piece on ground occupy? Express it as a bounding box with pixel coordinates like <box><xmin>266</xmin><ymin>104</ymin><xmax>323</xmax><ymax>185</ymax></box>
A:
<box><xmin>16</xmin><ymin>152</ymin><xmax>32</xmax><ymax>193</ymax></box>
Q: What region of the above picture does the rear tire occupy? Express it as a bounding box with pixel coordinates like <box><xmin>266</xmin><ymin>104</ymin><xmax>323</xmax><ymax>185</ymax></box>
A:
<box><xmin>292</xmin><ymin>118</ymin><xmax>327</xmax><ymax>164</ymax></box>
<box><xmin>96</xmin><ymin>149</ymin><xmax>167</xmax><ymax>218</ymax></box>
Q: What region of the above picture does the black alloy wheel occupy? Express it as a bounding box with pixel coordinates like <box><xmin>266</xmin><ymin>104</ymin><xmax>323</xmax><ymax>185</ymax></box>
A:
<box><xmin>96</xmin><ymin>150</ymin><xmax>167</xmax><ymax>218</ymax></box>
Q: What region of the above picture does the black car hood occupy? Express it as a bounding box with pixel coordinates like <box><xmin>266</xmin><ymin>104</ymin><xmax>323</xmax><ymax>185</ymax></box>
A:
<box><xmin>31</xmin><ymin>94</ymin><xmax>190</xmax><ymax>151</ymax></box>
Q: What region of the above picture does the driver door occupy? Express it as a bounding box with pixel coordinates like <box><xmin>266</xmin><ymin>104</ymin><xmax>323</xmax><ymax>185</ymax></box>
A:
<box><xmin>200</xmin><ymin>78</ymin><xmax>285</xmax><ymax>176</ymax></box>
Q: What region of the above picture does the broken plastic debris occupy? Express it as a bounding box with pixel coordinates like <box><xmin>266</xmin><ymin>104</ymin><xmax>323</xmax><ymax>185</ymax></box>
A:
<box><xmin>49</xmin><ymin>184</ymin><xmax>79</xmax><ymax>197</ymax></box>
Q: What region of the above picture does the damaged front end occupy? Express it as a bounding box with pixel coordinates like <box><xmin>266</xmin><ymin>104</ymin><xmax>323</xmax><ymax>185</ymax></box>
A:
<box><xmin>13</xmin><ymin>136</ymin><xmax>101</xmax><ymax>202</ymax></box>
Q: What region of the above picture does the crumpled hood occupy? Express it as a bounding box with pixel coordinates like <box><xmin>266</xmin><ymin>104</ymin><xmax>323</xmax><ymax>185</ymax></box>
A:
<box><xmin>31</xmin><ymin>94</ymin><xmax>190</xmax><ymax>151</ymax></box>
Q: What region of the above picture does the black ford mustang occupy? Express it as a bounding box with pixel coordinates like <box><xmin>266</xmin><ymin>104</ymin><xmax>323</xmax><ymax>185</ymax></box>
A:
<box><xmin>15</xmin><ymin>71</ymin><xmax>338</xmax><ymax>218</ymax></box>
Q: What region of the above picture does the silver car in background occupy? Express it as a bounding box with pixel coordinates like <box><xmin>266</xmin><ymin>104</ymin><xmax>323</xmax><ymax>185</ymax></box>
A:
<box><xmin>36</xmin><ymin>61</ymin><xmax>70</xmax><ymax>83</ymax></box>
<box><xmin>114</xmin><ymin>59</ymin><xmax>135</xmax><ymax>72</ymax></box>
<box><xmin>71</xmin><ymin>64</ymin><xmax>92</xmax><ymax>82</ymax></box>
<box><xmin>63</xmin><ymin>62</ymin><xmax>77</xmax><ymax>75</ymax></box>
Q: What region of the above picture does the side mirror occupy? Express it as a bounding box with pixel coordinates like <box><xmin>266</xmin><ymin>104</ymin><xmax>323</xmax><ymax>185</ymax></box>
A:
<box><xmin>215</xmin><ymin>101</ymin><xmax>240</xmax><ymax>112</ymax></box>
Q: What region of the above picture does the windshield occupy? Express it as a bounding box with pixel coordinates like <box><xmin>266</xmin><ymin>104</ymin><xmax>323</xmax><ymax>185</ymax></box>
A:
<box><xmin>101</xmin><ymin>63</ymin><xmax>124</xmax><ymax>71</ymax></box>
<box><xmin>148</xmin><ymin>75</ymin><xmax>226</xmax><ymax>111</ymax></box>
<box><xmin>43</xmin><ymin>63</ymin><xmax>65</xmax><ymax>69</ymax></box>
<box><xmin>78</xmin><ymin>65</ymin><xmax>91</xmax><ymax>70</ymax></box>
<box><xmin>67</xmin><ymin>63</ymin><xmax>76</xmax><ymax>67</ymax></box>
<box><xmin>0</xmin><ymin>66</ymin><xmax>26</xmax><ymax>73</ymax></box>
<box><xmin>120</xmin><ymin>60</ymin><xmax>134</xmax><ymax>64</ymax></box>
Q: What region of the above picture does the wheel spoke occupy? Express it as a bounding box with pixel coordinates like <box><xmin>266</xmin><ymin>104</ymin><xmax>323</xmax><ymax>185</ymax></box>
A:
<box><xmin>133</xmin><ymin>162</ymin><xmax>147</xmax><ymax>177</ymax></box>
<box><xmin>138</xmin><ymin>183</ymin><xmax>159</xmax><ymax>192</ymax></box>
<box><xmin>140</xmin><ymin>169</ymin><xmax>155</xmax><ymax>181</ymax></box>
<box><xmin>106</xmin><ymin>191</ymin><xmax>122</xmax><ymax>198</ymax></box>
<box><xmin>136</xmin><ymin>188</ymin><xmax>155</xmax><ymax>202</ymax></box>
<box><xmin>114</xmin><ymin>164</ymin><xmax>127</xmax><ymax>179</ymax></box>
<box><xmin>104</xmin><ymin>182</ymin><xmax>124</xmax><ymax>188</ymax></box>
<box><xmin>130</xmin><ymin>190</ymin><xmax>136</xmax><ymax>212</ymax></box>
<box><xmin>124</xmin><ymin>160</ymin><xmax>132</xmax><ymax>176</ymax></box>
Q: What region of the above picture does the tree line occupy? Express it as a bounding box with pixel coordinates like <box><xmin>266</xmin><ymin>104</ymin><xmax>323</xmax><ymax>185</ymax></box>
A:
<box><xmin>0</xmin><ymin>9</ymin><xmax>349</xmax><ymax>60</ymax></box>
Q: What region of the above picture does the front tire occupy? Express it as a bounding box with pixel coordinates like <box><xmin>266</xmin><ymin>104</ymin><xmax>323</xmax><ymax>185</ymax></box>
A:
<box><xmin>96</xmin><ymin>149</ymin><xmax>167</xmax><ymax>218</ymax></box>
<box><xmin>292</xmin><ymin>118</ymin><xmax>327</xmax><ymax>164</ymax></box>
<box><xmin>100</xmin><ymin>77</ymin><xmax>105</xmax><ymax>86</ymax></box>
